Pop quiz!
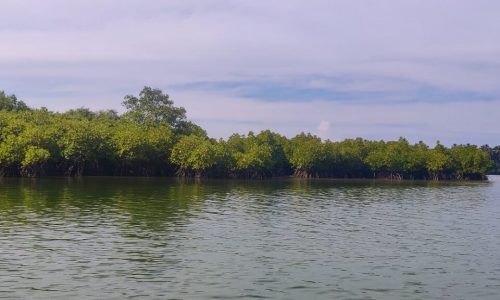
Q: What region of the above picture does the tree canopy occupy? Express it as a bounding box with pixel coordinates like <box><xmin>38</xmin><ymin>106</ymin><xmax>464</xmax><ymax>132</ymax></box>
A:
<box><xmin>0</xmin><ymin>87</ymin><xmax>495</xmax><ymax>180</ymax></box>
<box><xmin>0</xmin><ymin>91</ymin><xmax>29</xmax><ymax>112</ymax></box>
<box><xmin>122</xmin><ymin>87</ymin><xmax>206</xmax><ymax>136</ymax></box>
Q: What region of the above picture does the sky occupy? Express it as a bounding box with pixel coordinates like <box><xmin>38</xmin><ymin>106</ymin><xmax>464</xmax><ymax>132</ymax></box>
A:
<box><xmin>1</xmin><ymin>0</ymin><xmax>500</xmax><ymax>145</ymax></box>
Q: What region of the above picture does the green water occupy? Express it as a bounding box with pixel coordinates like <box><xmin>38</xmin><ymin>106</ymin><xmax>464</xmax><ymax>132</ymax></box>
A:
<box><xmin>0</xmin><ymin>176</ymin><xmax>499</xmax><ymax>299</ymax></box>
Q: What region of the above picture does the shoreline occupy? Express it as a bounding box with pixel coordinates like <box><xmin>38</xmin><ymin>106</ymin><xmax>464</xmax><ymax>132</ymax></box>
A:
<box><xmin>0</xmin><ymin>174</ymin><xmax>493</xmax><ymax>182</ymax></box>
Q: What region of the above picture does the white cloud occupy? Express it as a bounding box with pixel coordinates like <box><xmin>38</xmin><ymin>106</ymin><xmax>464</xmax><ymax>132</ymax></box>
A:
<box><xmin>317</xmin><ymin>120</ymin><xmax>330</xmax><ymax>138</ymax></box>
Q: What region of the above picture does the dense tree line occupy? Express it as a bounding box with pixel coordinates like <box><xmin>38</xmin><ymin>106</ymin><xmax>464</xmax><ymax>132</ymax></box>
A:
<box><xmin>480</xmin><ymin>145</ymin><xmax>500</xmax><ymax>174</ymax></box>
<box><xmin>0</xmin><ymin>87</ymin><xmax>494</xmax><ymax>180</ymax></box>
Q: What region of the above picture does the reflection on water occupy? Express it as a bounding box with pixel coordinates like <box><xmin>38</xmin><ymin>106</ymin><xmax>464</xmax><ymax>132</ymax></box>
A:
<box><xmin>0</xmin><ymin>176</ymin><xmax>499</xmax><ymax>299</ymax></box>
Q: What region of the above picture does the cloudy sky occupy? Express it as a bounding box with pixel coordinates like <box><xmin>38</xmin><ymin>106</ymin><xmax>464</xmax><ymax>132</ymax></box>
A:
<box><xmin>2</xmin><ymin>0</ymin><xmax>500</xmax><ymax>145</ymax></box>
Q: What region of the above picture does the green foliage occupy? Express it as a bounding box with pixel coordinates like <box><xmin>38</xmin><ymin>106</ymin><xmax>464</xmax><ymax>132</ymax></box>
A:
<box><xmin>174</xmin><ymin>120</ymin><xmax>207</xmax><ymax>137</ymax></box>
<box><xmin>122</xmin><ymin>87</ymin><xmax>206</xmax><ymax>137</ymax></box>
<box><xmin>481</xmin><ymin>145</ymin><xmax>500</xmax><ymax>174</ymax></box>
<box><xmin>114</xmin><ymin>122</ymin><xmax>174</xmax><ymax>161</ymax></box>
<box><xmin>21</xmin><ymin>146</ymin><xmax>50</xmax><ymax>177</ymax></box>
<box><xmin>254</xmin><ymin>130</ymin><xmax>291</xmax><ymax>175</ymax></box>
<box><xmin>233</xmin><ymin>143</ymin><xmax>273</xmax><ymax>177</ymax></box>
<box><xmin>365</xmin><ymin>141</ymin><xmax>388</xmax><ymax>175</ymax></box>
<box><xmin>0</xmin><ymin>88</ymin><xmax>494</xmax><ymax>180</ymax></box>
<box><xmin>57</xmin><ymin>119</ymin><xmax>115</xmax><ymax>176</ymax></box>
<box><xmin>0</xmin><ymin>135</ymin><xmax>24</xmax><ymax>169</ymax></box>
<box><xmin>450</xmin><ymin>144</ymin><xmax>494</xmax><ymax>179</ymax></box>
<box><xmin>286</xmin><ymin>133</ymin><xmax>328</xmax><ymax>177</ymax></box>
<box><xmin>170</xmin><ymin>135</ymin><xmax>221</xmax><ymax>176</ymax></box>
<box><xmin>426</xmin><ymin>143</ymin><xmax>452</xmax><ymax>179</ymax></box>
<box><xmin>123</xmin><ymin>87</ymin><xmax>185</xmax><ymax>127</ymax></box>
<box><xmin>327</xmin><ymin>138</ymin><xmax>372</xmax><ymax>178</ymax></box>
<box><xmin>0</xmin><ymin>91</ymin><xmax>29</xmax><ymax>112</ymax></box>
<box><xmin>225</xmin><ymin>131</ymin><xmax>288</xmax><ymax>178</ymax></box>
<box><xmin>406</xmin><ymin>141</ymin><xmax>429</xmax><ymax>177</ymax></box>
<box><xmin>63</xmin><ymin>108</ymin><xmax>119</xmax><ymax>121</ymax></box>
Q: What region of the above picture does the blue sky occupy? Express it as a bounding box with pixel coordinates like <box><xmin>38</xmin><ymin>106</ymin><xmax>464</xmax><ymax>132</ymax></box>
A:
<box><xmin>2</xmin><ymin>0</ymin><xmax>500</xmax><ymax>145</ymax></box>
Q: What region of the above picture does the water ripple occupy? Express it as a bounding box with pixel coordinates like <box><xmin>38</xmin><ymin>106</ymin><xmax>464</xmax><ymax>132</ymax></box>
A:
<box><xmin>0</xmin><ymin>177</ymin><xmax>499</xmax><ymax>299</ymax></box>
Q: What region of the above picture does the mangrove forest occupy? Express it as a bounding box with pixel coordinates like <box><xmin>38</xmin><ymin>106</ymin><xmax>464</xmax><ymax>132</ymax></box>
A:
<box><xmin>0</xmin><ymin>87</ymin><xmax>496</xmax><ymax>180</ymax></box>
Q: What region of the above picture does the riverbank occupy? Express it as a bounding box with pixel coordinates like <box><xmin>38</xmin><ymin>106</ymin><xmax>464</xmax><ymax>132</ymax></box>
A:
<box><xmin>0</xmin><ymin>174</ymin><xmax>491</xmax><ymax>181</ymax></box>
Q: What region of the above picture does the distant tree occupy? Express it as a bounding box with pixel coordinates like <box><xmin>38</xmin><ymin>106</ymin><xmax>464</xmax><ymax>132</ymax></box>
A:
<box><xmin>286</xmin><ymin>133</ymin><xmax>327</xmax><ymax>177</ymax></box>
<box><xmin>481</xmin><ymin>145</ymin><xmax>500</xmax><ymax>174</ymax></box>
<box><xmin>327</xmin><ymin>138</ymin><xmax>372</xmax><ymax>178</ymax></box>
<box><xmin>63</xmin><ymin>108</ymin><xmax>97</xmax><ymax>120</ymax></box>
<box><xmin>364</xmin><ymin>140</ymin><xmax>388</xmax><ymax>177</ymax></box>
<box><xmin>174</xmin><ymin>120</ymin><xmax>207</xmax><ymax>137</ymax></box>
<box><xmin>57</xmin><ymin>120</ymin><xmax>114</xmax><ymax>176</ymax></box>
<box><xmin>450</xmin><ymin>144</ymin><xmax>493</xmax><ymax>179</ymax></box>
<box><xmin>96</xmin><ymin>110</ymin><xmax>119</xmax><ymax>120</ymax></box>
<box><xmin>406</xmin><ymin>141</ymin><xmax>429</xmax><ymax>178</ymax></box>
<box><xmin>170</xmin><ymin>135</ymin><xmax>221</xmax><ymax>177</ymax></box>
<box><xmin>232</xmin><ymin>142</ymin><xmax>273</xmax><ymax>178</ymax></box>
<box><xmin>426</xmin><ymin>142</ymin><xmax>452</xmax><ymax>180</ymax></box>
<box><xmin>226</xmin><ymin>131</ymin><xmax>287</xmax><ymax>178</ymax></box>
<box><xmin>0</xmin><ymin>91</ymin><xmax>30</xmax><ymax>111</ymax></box>
<box><xmin>254</xmin><ymin>130</ymin><xmax>291</xmax><ymax>176</ymax></box>
<box><xmin>123</xmin><ymin>87</ymin><xmax>185</xmax><ymax>129</ymax></box>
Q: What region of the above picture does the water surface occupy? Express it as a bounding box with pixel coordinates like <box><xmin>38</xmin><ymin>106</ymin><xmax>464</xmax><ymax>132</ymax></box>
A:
<box><xmin>1</xmin><ymin>176</ymin><xmax>499</xmax><ymax>299</ymax></box>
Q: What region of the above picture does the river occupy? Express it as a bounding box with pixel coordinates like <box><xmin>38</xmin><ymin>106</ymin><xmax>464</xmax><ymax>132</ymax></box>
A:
<box><xmin>0</xmin><ymin>176</ymin><xmax>499</xmax><ymax>299</ymax></box>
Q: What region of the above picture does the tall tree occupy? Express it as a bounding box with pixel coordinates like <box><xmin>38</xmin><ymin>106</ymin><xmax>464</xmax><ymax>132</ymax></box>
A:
<box><xmin>122</xmin><ymin>86</ymin><xmax>206</xmax><ymax>136</ymax></box>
